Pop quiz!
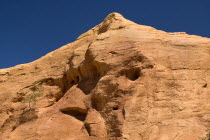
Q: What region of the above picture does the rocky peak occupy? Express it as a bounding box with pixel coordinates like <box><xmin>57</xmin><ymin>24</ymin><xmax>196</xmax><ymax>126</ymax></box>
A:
<box><xmin>0</xmin><ymin>13</ymin><xmax>210</xmax><ymax>140</ymax></box>
<box><xmin>102</xmin><ymin>12</ymin><xmax>125</xmax><ymax>22</ymax></box>
<box><xmin>98</xmin><ymin>12</ymin><xmax>127</xmax><ymax>33</ymax></box>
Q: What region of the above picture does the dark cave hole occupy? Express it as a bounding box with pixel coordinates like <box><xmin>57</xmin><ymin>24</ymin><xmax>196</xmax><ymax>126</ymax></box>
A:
<box><xmin>77</xmin><ymin>78</ymin><xmax>100</xmax><ymax>95</ymax></box>
<box><xmin>71</xmin><ymin>80</ymin><xmax>75</xmax><ymax>85</ymax></box>
<box><xmin>120</xmin><ymin>68</ymin><xmax>141</xmax><ymax>81</ymax></box>
<box><xmin>61</xmin><ymin>109</ymin><xmax>87</xmax><ymax>122</ymax></box>
<box><xmin>113</xmin><ymin>107</ymin><xmax>119</xmax><ymax>110</ymax></box>
<box><xmin>127</xmin><ymin>70</ymin><xmax>140</xmax><ymax>81</ymax></box>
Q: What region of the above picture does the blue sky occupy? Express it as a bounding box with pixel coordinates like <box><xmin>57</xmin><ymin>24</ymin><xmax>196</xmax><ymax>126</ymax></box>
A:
<box><xmin>0</xmin><ymin>0</ymin><xmax>209</xmax><ymax>69</ymax></box>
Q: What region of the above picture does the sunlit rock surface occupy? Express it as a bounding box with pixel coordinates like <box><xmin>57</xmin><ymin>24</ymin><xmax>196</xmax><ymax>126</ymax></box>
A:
<box><xmin>0</xmin><ymin>13</ymin><xmax>210</xmax><ymax>140</ymax></box>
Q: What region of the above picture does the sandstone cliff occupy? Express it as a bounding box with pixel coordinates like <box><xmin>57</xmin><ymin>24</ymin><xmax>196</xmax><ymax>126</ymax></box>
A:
<box><xmin>0</xmin><ymin>13</ymin><xmax>210</xmax><ymax>140</ymax></box>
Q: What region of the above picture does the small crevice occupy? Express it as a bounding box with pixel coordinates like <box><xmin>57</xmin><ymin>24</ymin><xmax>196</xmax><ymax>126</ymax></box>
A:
<box><xmin>203</xmin><ymin>83</ymin><xmax>208</xmax><ymax>88</ymax></box>
<box><xmin>109</xmin><ymin>51</ymin><xmax>118</xmax><ymax>55</ymax></box>
<box><xmin>122</xmin><ymin>107</ymin><xmax>125</xmax><ymax>119</ymax></box>
<box><xmin>84</xmin><ymin>123</ymin><xmax>91</xmax><ymax>136</ymax></box>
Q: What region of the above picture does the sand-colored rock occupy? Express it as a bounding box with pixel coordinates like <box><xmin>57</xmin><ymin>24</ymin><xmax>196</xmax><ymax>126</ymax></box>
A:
<box><xmin>0</xmin><ymin>12</ymin><xmax>210</xmax><ymax>140</ymax></box>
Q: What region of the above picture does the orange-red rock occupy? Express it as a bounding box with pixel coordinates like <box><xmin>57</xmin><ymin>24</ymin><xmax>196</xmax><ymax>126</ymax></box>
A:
<box><xmin>0</xmin><ymin>13</ymin><xmax>210</xmax><ymax>140</ymax></box>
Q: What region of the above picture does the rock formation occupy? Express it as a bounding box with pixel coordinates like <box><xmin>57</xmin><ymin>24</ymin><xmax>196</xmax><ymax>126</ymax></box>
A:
<box><xmin>0</xmin><ymin>13</ymin><xmax>210</xmax><ymax>140</ymax></box>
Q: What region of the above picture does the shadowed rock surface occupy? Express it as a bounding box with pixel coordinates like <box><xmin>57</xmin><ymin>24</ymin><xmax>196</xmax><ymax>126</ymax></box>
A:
<box><xmin>0</xmin><ymin>13</ymin><xmax>210</xmax><ymax>140</ymax></box>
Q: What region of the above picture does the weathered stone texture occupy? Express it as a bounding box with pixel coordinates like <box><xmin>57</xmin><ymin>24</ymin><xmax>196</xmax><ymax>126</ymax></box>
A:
<box><xmin>0</xmin><ymin>13</ymin><xmax>210</xmax><ymax>140</ymax></box>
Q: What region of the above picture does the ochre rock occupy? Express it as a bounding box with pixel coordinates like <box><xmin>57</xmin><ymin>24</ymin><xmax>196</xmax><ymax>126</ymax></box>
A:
<box><xmin>0</xmin><ymin>13</ymin><xmax>210</xmax><ymax>140</ymax></box>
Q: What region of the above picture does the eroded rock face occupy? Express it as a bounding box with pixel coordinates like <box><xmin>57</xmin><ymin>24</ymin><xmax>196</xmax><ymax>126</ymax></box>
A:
<box><xmin>0</xmin><ymin>13</ymin><xmax>210</xmax><ymax>140</ymax></box>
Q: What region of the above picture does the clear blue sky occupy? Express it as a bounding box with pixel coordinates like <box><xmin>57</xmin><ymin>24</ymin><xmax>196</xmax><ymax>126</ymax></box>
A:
<box><xmin>0</xmin><ymin>0</ymin><xmax>209</xmax><ymax>69</ymax></box>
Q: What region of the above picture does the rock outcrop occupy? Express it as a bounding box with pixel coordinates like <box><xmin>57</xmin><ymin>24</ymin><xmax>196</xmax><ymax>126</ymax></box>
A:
<box><xmin>0</xmin><ymin>13</ymin><xmax>210</xmax><ymax>140</ymax></box>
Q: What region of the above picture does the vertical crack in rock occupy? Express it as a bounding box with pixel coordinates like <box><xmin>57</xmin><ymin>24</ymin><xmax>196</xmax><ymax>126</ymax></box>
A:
<box><xmin>88</xmin><ymin>50</ymin><xmax>155</xmax><ymax>139</ymax></box>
